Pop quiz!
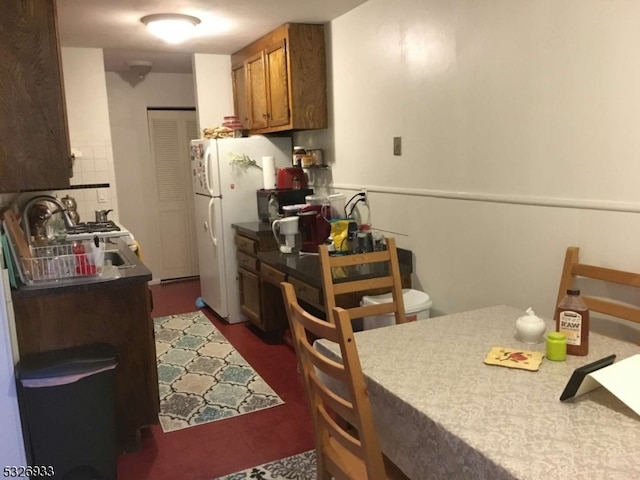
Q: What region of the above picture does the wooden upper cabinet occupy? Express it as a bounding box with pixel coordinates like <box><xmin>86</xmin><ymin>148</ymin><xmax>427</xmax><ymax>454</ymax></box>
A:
<box><xmin>265</xmin><ymin>40</ymin><xmax>290</xmax><ymax>128</ymax></box>
<box><xmin>231</xmin><ymin>23</ymin><xmax>327</xmax><ymax>134</ymax></box>
<box><xmin>247</xmin><ymin>52</ymin><xmax>269</xmax><ymax>130</ymax></box>
<box><xmin>232</xmin><ymin>64</ymin><xmax>249</xmax><ymax>129</ymax></box>
<box><xmin>0</xmin><ymin>0</ymin><xmax>72</xmax><ymax>193</ymax></box>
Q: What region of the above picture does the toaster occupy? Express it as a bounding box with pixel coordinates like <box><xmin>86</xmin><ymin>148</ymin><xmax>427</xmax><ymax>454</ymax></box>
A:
<box><xmin>276</xmin><ymin>168</ymin><xmax>308</xmax><ymax>190</ymax></box>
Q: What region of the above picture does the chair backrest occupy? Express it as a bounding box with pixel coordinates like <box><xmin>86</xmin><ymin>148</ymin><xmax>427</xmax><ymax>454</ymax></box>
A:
<box><xmin>281</xmin><ymin>282</ymin><xmax>388</xmax><ymax>479</ymax></box>
<box><xmin>319</xmin><ymin>236</ymin><xmax>407</xmax><ymax>325</ymax></box>
<box><xmin>557</xmin><ymin>246</ymin><xmax>640</xmax><ymax>343</ymax></box>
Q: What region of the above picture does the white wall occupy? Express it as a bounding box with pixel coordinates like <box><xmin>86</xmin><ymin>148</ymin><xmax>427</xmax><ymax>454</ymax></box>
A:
<box><xmin>192</xmin><ymin>54</ymin><xmax>234</xmax><ymax>132</ymax></box>
<box><xmin>300</xmin><ymin>0</ymin><xmax>640</xmax><ymax>320</ymax></box>
<box><xmin>105</xmin><ymin>71</ymin><xmax>196</xmax><ymax>279</ymax></box>
<box><xmin>58</xmin><ymin>48</ymin><xmax>118</xmax><ymax>222</ymax></box>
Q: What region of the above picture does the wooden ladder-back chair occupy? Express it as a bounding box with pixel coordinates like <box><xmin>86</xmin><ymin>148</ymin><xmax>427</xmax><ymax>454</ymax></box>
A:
<box><xmin>281</xmin><ymin>282</ymin><xmax>408</xmax><ymax>480</ymax></box>
<box><xmin>319</xmin><ymin>237</ymin><xmax>407</xmax><ymax>325</ymax></box>
<box><xmin>557</xmin><ymin>246</ymin><xmax>640</xmax><ymax>344</ymax></box>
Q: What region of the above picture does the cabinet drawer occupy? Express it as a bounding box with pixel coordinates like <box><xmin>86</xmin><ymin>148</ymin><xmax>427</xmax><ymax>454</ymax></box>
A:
<box><xmin>260</xmin><ymin>263</ymin><xmax>286</xmax><ymax>286</ymax></box>
<box><xmin>289</xmin><ymin>277</ymin><xmax>323</xmax><ymax>311</ymax></box>
<box><xmin>236</xmin><ymin>251</ymin><xmax>258</xmax><ymax>273</ymax></box>
<box><xmin>235</xmin><ymin>235</ymin><xmax>256</xmax><ymax>254</ymax></box>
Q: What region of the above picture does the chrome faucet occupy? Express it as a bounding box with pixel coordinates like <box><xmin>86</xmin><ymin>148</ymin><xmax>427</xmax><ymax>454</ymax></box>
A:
<box><xmin>22</xmin><ymin>195</ymin><xmax>74</xmax><ymax>245</ymax></box>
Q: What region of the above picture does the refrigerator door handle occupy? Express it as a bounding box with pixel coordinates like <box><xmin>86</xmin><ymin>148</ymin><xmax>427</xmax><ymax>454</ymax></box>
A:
<box><xmin>207</xmin><ymin>197</ymin><xmax>218</xmax><ymax>246</ymax></box>
<box><xmin>203</xmin><ymin>146</ymin><xmax>214</xmax><ymax>197</ymax></box>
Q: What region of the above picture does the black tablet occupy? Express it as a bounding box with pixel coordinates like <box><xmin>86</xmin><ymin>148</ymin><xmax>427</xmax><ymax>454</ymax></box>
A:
<box><xmin>559</xmin><ymin>354</ymin><xmax>616</xmax><ymax>401</ymax></box>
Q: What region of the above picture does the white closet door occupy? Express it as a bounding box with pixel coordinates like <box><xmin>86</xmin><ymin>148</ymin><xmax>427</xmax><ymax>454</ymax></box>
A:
<box><xmin>147</xmin><ymin>109</ymin><xmax>199</xmax><ymax>280</ymax></box>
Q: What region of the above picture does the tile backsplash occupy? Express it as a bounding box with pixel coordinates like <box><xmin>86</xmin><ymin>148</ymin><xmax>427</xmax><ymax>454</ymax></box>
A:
<box><xmin>57</xmin><ymin>140</ymin><xmax>119</xmax><ymax>223</ymax></box>
<box><xmin>70</xmin><ymin>142</ymin><xmax>112</xmax><ymax>186</ymax></box>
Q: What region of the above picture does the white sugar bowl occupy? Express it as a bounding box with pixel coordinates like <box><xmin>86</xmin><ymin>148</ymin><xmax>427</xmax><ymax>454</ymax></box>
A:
<box><xmin>515</xmin><ymin>307</ymin><xmax>546</xmax><ymax>344</ymax></box>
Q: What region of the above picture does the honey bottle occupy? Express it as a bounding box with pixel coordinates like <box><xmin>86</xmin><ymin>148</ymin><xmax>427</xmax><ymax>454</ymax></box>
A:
<box><xmin>555</xmin><ymin>289</ymin><xmax>589</xmax><ymax>356</ymax></box>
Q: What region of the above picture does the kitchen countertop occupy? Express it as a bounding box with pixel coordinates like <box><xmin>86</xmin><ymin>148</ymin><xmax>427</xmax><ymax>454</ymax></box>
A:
<box><xmin>232</xmin><ymin>221</ymin><xmax>275</xmax><ymax>241</ymax></box>
<box><xmin>11</xmin><ymin>238</ymin><xmax>152</xmax><ymax>298</ymax></box>
<box><xmin>257</xmin><ymin>249</ymin><xmax>413</xmax><ymax>289</ymax></box>
<box><xmin>232</xmin><ymin>222</ymin><xmax>413</xmax><ymax>289</ymax></box>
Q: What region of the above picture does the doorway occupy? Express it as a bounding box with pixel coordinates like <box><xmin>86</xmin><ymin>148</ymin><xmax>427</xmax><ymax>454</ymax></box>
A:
<box><xmin>147</xmin><ymin>109</ymin><xmax>199</xmax><ymax>280</ymax></box>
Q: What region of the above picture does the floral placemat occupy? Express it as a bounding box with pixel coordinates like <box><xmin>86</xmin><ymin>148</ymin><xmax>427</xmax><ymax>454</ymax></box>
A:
<box><xmin>484</xmin><ymin>347</ymin><xmax>544</xmax><ymax>371</ymax></box>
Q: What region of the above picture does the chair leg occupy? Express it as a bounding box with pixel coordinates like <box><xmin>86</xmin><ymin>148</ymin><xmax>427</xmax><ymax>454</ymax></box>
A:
<box><xmin>316</xmin><ymin>453</ymin><xmax>331</xmax><ymax>480</ymax></box>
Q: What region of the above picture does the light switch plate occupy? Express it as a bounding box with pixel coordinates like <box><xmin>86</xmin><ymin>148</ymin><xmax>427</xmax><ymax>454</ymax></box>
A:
<box><xmin>393</xmin><ymin>137</ymin><xmax>402</xmax><ymax>156</ymax></box>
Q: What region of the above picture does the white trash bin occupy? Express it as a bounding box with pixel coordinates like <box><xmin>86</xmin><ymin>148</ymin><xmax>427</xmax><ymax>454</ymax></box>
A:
<box><xmin>361</xmin><ymin>288</ymin><xmax>432</xmax><ymax>330</ymax></box>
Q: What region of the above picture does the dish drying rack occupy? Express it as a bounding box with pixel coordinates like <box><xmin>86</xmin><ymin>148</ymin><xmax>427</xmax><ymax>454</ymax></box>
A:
<box><xmin>9</xmin><ymin>237</ymin><xmax>105</xmax><ymax>286</ymax></box>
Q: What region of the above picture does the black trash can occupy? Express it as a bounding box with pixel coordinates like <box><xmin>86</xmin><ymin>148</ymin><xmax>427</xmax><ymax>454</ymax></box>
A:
<box><xmin>16</xmin><ymin>343</ymin><xmax>118</xmax><ymax>480</ymax></box>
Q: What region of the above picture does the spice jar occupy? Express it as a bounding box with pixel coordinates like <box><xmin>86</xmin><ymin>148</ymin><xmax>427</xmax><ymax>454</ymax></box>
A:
<box><xmin>301</xmin><ymin>155</ymin><xmax>314</xmax><ymax>168</ymax></box>
<box><xmin>293</xmin><ymin>146</ymin><xmax>306</xmax><ymax>168</ymax></box>
<box><xmin>546</xmin><ymin>332</ymin><xmax>567</xmax><ymax>361</ymax></box>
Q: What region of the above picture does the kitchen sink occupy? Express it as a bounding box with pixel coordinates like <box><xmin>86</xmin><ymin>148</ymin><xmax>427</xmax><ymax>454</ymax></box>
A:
<box><xmin>104</xmin><ymin>250</ymin><xmax>135</xmax><ymax>268</ymax></box>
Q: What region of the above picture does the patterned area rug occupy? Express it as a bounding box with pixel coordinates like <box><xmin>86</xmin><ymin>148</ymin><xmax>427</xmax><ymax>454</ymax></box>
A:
<box><xmin>215</xmin><ymin>450</ymin><xmax>316</xmax><ymax>480</ymax></box>
<box><xmin>155</xmin><ymin>311</ymin><xmax>284</xmax><ymax>433</ymax></box>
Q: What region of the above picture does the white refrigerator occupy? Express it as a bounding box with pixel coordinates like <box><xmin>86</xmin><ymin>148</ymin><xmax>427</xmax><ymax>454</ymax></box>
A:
<box><xmin>0</xmin><ymin>244</ymin><xmax>26</xmax><ymax>464</ymax></box>
<box><xmin>190</xmin><ymin>135</ymin><xmax>292</xmax><ymax>323</ymax></box>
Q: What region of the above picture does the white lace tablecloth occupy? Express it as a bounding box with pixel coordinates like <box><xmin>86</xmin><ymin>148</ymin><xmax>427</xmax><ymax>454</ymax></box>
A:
<box><xmin>316</xmin><ymin>305</ymin><xmax>640</xmax><ymax>480</ymax></box>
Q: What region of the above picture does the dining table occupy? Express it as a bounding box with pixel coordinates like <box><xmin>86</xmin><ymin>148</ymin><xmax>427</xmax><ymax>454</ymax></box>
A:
<box><xmin>315</xmin><ymin>305</ymin><xmax>640</xmax><ymax>480</ymax></box>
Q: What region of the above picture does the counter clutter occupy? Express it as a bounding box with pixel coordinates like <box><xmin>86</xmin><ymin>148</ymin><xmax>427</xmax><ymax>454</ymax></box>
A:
<box><xmin>1</xmin><ymin>199</ymin><xmax>137</xmax><ymax>291</ymax></box>
<box><xmin>232</xmin><ymin>222</ymin><xmax>412</xmax><ymax>339</ymax></box>
<box><xmin>1</xmin><ymin>205</ymin><xmax>157</xmax><ymax>452</ymax></box>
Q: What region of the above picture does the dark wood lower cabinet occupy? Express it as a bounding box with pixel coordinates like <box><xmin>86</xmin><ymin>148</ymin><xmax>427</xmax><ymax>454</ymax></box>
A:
<box><xmin>260</xmin><ymin>276</ymin><xmax>289</xmax><ymax>334</ymax></box>
<box><xmin>12</xmin><ymin>280</ymin><xmax>159</xmax><ymax>452</ymax></box>
<box><xmin>238</xmin><ymin>267</ymin><xmax>262</xmax><ymax>328</ymax></box>
<box><xmin>233</xmin><ymin>224</ymin><xmax>283</xmax><ymax>334</ymax></box>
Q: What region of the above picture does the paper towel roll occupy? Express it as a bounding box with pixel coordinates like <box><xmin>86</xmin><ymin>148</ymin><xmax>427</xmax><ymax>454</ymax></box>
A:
<box><xmin>262</xmin><ymin>156</ymin><xmax>276</xmax><ymax>189</ymax></box>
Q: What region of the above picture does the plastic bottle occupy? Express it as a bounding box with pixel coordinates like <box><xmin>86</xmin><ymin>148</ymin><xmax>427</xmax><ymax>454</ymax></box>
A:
<box><xmin>555</xmin><ymin>289</ymin><xmax>589</xmax><ymax>356</ymax></box>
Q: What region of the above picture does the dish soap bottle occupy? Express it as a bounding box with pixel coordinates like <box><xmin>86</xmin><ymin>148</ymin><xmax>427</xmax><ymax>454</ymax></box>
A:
<box><xmin>555</xmin><ymin>289</ymin><xmax>589</xmax><ymax>356</ymax></box>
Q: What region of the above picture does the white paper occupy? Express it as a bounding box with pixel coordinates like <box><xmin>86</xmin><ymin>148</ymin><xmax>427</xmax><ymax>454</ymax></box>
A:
<box><xmin>589</xmin><ymin>354</ymin><xmax>640</xmax><ymax>416</ymax></box>
<box><xmin>262</xmin><ymin>156</ymin><xmax>276</xmax><ymax>189</ymax></box>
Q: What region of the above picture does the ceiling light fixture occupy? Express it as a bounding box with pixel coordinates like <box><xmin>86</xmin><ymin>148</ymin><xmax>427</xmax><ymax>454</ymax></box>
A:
<box><xmin>140</xmin><ymin>13</ymin><xmax>201</xmax><ymax>44</ymax></box>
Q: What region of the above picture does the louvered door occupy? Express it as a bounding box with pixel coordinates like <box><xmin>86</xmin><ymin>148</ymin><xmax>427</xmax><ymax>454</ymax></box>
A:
<box><xmin>147</xmin><ymin>110</ymin><xmax>199</xmax><ymax>280</ymax></box>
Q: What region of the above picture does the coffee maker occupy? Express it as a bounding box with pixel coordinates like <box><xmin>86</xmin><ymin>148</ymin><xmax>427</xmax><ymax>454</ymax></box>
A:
<box><xmin>298</xmin><ymin>204</ymin><xmax>332</xmax><ymax>253</ymax></box>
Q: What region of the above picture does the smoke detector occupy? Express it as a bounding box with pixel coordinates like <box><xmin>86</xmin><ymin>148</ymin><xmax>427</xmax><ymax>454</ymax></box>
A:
<box><xmin>127</xmin><ymin>60</ymin><xmax>153</xmax><ymax>79</ymax></box>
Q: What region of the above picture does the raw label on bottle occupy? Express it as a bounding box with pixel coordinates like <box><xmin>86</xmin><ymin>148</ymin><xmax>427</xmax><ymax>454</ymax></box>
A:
<box><xmin>559</xmin><ymin>310</ymin><xmax>582</xmax><ymax>346</ymax></box>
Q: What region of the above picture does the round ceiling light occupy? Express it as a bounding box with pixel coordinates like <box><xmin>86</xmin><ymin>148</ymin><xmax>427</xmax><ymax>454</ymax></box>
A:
<box><xmin>140</xmin><ymin>14</ymin><xmax>201</xmax><ymax>44</ymax></box>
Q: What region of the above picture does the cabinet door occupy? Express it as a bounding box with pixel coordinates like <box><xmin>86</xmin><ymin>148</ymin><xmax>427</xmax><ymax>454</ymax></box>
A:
<box><xmin>0</xmin><ymin>0</ymin><xmax>71</xmax><ymax>192</ymax></box>
<box><xmin>238</xmin><ymin>267</ymin><xmax>262</xmax><ymax>329</ymax></box>
<box><xmin>260</xmin><ymin>277</ymin><xmax>289</xmax><ymax>332</ymax></box>
<box><xmin>232</xmin><ymin>63</ymin><xmax>250</xmax><ymax>129</ymax></box>
<box><xmin>247</xmin><ymin>52</ymin><xmax>268</xmax><ymax>130</ymax></box>
<box><xmin>265</xmin><ymin>40</ymin><xmax>290</xmax><ymax>128</ymax></box>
